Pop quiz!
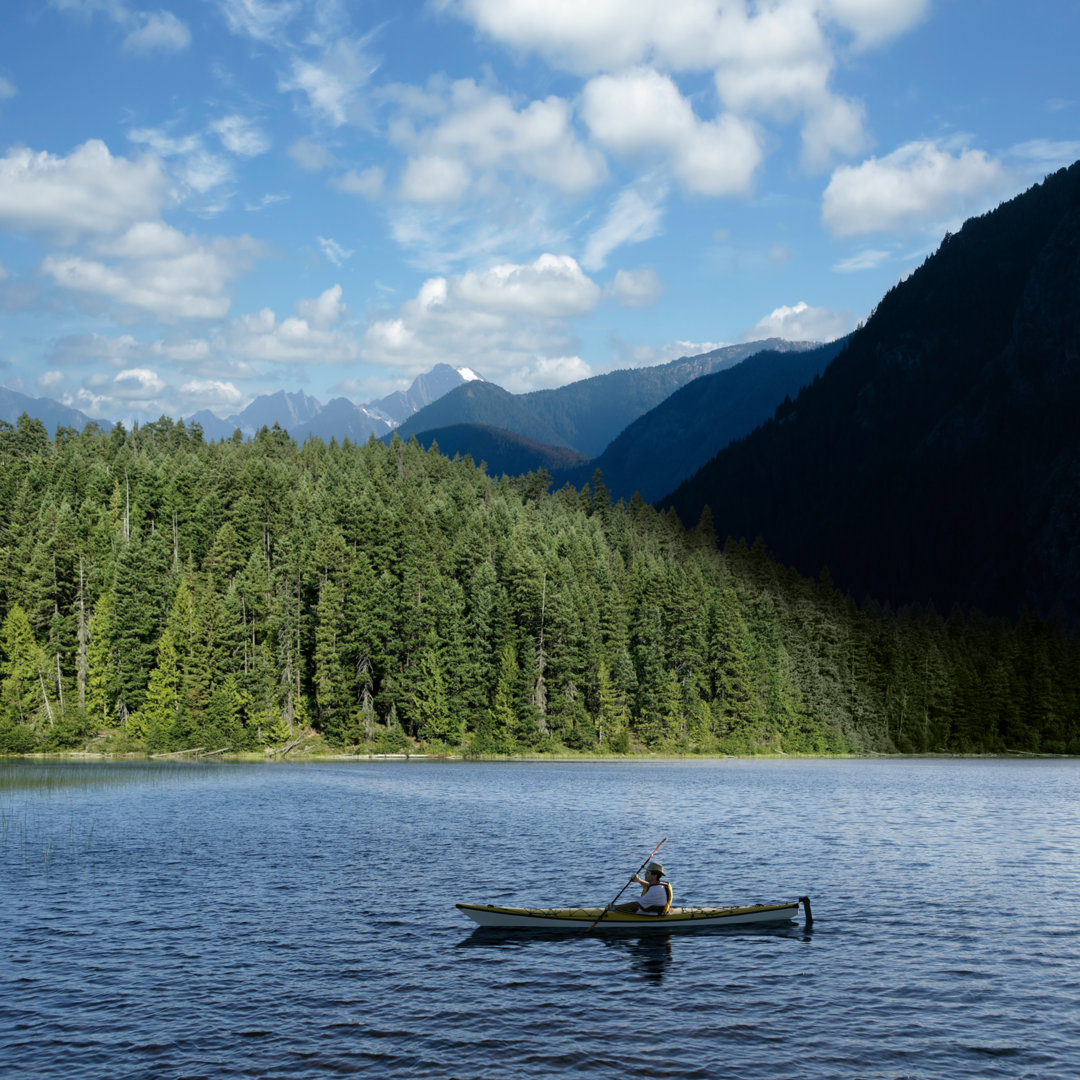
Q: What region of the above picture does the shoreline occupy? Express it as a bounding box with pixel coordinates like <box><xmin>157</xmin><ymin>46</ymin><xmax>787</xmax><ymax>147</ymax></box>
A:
<box><xmin>3</xmin><ymin>749</ymin><xmax>1076</xmax><ymax>763</ymax></box>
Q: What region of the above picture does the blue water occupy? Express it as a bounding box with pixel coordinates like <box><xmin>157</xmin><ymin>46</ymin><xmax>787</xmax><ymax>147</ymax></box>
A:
<box><xmin>2</xmin><ymin>758</ymin><xmax>1078</xmax><ymax>1079</ymax></box>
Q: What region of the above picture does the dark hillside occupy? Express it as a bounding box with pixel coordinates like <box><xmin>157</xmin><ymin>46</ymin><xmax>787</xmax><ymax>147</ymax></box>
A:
<box><xmin>557</xmin><ymin>338</ymin><xmax>845</xmax><ymax>502</ymax></box>
<box><xmin>411</xmin><ymin>423</ymin><xmax>589</xmax><ymax>476</ymax></box>
<box><xmin>664</xmin><ymin>161</ymin><xmax>1080</xmax><ymax>620</ymax></box>
<box><xmin>394</xmin><ymin>339</ymin><xmax>815</xmax><ymax>456</ymax></box>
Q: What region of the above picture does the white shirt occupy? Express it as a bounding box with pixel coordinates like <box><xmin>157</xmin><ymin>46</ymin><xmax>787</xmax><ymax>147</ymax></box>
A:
<box><xmin>636</xmin><ymin>882</ymin><xmax>669</xmax><ymax>913</ymax></box>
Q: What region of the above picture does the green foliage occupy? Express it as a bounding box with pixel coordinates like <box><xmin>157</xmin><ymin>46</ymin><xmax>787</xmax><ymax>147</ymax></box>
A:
<box><xmin>1</xmin><ymin>420</ymin><xmax>1078</xmax><ymax>756</ymax></box>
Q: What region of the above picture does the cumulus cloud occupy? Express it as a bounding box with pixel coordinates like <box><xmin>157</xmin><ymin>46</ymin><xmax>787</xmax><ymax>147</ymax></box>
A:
<box><xmin>361</xmin><ymin>253</ymin><xmax>602</xmax><ymax>391</ymax></box>
<box><xmin>399</xmin><ymin>154</ymin><xmax>472</xmax><ymax>204</ymax></box>
<box><xmin>582</xmin><ymin>67</ymin><xmax>762</xmax><ymax>196</ymax></box>
<box><xmin>178</xmin><ymin>378</ymin><xmax>245</xmax><ymax>408</ymax></box>
<box><xmin>42</xmin><ymin>221</ymin><xmax>264</xmax><ymax>321</ymax></box>
<box><xmin>610</xmin><ymin>267</ymin><xmax>663</xmax><ymax>307</ymax></box>
<box><xmin>0</xmin><ymin>76</ymin><xmax>16</xmax><ymax>101</ymax></box>
<box><xmin>824</xmin><ymin>0</ymin><xmax>930</xmax><ymax>48</ymax></box>
<box><xmin>740</xmin><ymin>300</ymin><xmax>855</xmax><ymax>342</ymax></box>
<box><xmin>823</xmin><ymin>140</ymin><xmax>1012</xmax><ymax>237</ymax></box>
<box><xmin>113</xmin><ymin>367</ymin><xmax>166</xmax><ymax>399</ymax></box>
<box><xmin>449</xmin><ymin>0</ymin><xmax>927</xmax><ymax>73</ymax></box>
<box><xmin>296</xmin><ymin>283</ymin><xmax>346</xmax><ymax>329</ymax></box>
<box><xmin>445</xmin><ymin>0</ymin><xmax>927</xmax><ymax>172</ymax></box>
<box><xmin>214</xmin><ymin>286</ymin><xmax>360</xmax><ymax>365</ymax></box>
<box><xmin>0</xmin><ymin>140</ymin><xmax>167</xmax><ymax>242</ymax></box>
<box><xmin>390</xmin><ymin>79</ymin><xmax>606</xmax><ymax>203</ymax></box>
<box><xmin>581</xmin><ymin>181</ymin><xmax>666</xmax><ymax>271</ymax></box>
<box><xmin>123</xmin><ymin>10</ymin><xmax>191</xmax><ymax>53</ymax></box>
<box><xmin>455</xmin><ymin>254</ymin><xmax>601</xmax><ymax>317</ymax></box>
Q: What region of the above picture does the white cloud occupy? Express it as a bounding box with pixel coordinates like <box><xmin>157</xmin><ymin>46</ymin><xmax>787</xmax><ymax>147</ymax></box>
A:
<box><xmin>608</xmin><ymin>336</ymin><xmax>727</xmax><ymax>369</ymax></box>
<box><xmin>211</xmin><ymin>115</ymin><xmax>271</xmax><ymax>157</ymax></box>
<box><xmin>582</xmin><ymin>67</ymin><xmax>761</xmax><ymax>196</ymax></box>
<box><xmin>822</xmin><ymin>140</ymin><xmax>1012</xmax><ymax>237</ymax></box>
<box><xmin>215</xmin><ymin>288</ymin><xmax>360</xmax><ymax>364</ymax></box>
<box><xmin>317</xmin><ymin>237</ymin><xmax>354</xmax><ymax>267</ymax></box>
<box><xmin>0</xmin><ymin>140</ymin><xmax>167</xmax><ymax>242</ymax></box>
<box><xmin>389</xmin><ymin>79</ymin><xmax>606</xmax><ymax>201</ymax></box>
<box><xmin>42</xmin><ymin>222</ymin><xmax>264</xmax><ymax>321</ymax></box>
<box><xmin>740</xmin><ymin>300</ymin><xmax>855</xmax><ymax>342</ymax></box>
<box><xmin>219</xmin><ymin>0</ymin><xmax>297</xmax><ymax>44</ymax></box>
<box><xmin>37</xmin><ymin>370</ymin><xmax>67</xmax><ymax>392</ymax></box>
<box><xmin>123</xmin><ymin>10</ymin><xmax>191</xmax><ymax>53</ymax></box>
<box><xmin>399</xmin><ymin>154</ymin><xmax>472</xmax><ymax>204</ymax></box>
<box><xmin>581</xmin><ymin>181</ymin><xmax>666</xmax><ymax>271</ymax></box>
<box><xmin>823</xmin><ymin>0</ymin><xmax>929</xmax><ymax>48</ymax></box>
<box><xmin>332</xmin><ymin>166</ymin><xmax>385</xmax><ymax>199</ymax></box>
<box><xmin>450</xmin><ymin>0</ymin><xmax>927</xmax><ymax>72</ymax></box>
<box><xmin>113</xmin><ymin>367</ymin><xmax>166</xmax><ymax>399</ymax></box>
<box><xmin>279</xmin><ymin>38</ymin><xmax>376</xmax><ymax>126</ymax></box>
<box><xmin>178</xmin><ymin>378</ymin><xmax>244</xmax><ymax>408</ymax></box>
<box><xmin>455</xmin><ymin>254</ymin><xmax>601</xmax><ymax>317</ymax></box>
<box><xmin>361</xmin><ymin>253</ymin><xmax>602</xmax><ymax>390</ymax></box>
<box><xmin>0</xmin><ymin>76</ymin><xmax>16</xmax><ymax>101</ymax></box>
<box><xmin>610</xmin><ymin>267</ymin><xmax>663</xmax><ymax>307</ymax></box>
<box><xmin>448</xmin><ymin>1</ymin><xmax>926</xmax><ymax>172</ymax></box>
<box><xmin>296</xmin><ymin>283</ymin><xmax>346</xmax><ymax>329</ymax></box>
<box><xmin>127</xmin><ymin>124</ymin><xmax>236</xmax><ymax>210</ymax></box>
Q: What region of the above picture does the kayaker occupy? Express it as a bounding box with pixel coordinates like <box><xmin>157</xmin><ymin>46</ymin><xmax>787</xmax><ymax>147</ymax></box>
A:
<box><xmin>614</xmin><ymin>861</ymin><xmax>672</xmax><ymax>915</ymax></box>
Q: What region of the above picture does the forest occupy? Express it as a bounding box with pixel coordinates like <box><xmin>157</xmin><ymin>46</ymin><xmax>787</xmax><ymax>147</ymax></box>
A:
<box><xmin>2</xmin><ymin>411</ymin><xmax>1079</xmax><ymax>757</ymax></box>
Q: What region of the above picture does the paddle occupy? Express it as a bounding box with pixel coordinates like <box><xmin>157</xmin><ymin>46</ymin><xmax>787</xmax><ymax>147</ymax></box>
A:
<box><xmin>586</xmin><ymin>837</ymin><xmax>667</xmax><ymax>932</ymax></box>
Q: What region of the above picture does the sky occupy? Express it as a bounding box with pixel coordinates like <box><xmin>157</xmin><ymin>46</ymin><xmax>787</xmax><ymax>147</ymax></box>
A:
<box><xmin>0</xmin><ymin>0</ymin><xmax>1078</xmax><ymax>424</ymax></box>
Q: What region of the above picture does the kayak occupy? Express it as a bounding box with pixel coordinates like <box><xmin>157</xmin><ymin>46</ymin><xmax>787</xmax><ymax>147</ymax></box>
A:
<box><xmin>457</xmin><ymin>896</ymin><xmax>812</xmax><ymax>932</ymax></box>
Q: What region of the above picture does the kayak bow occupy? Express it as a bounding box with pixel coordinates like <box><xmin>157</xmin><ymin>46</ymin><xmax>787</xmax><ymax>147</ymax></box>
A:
<box><xmin>457</xmin><ymin>897</ymin><xmax>812</xmax><ymax>932</ymax></box>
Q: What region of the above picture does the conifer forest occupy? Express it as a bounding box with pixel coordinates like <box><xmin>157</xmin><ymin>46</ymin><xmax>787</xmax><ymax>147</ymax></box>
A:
<box><xmin>2</xmin><ymin>413</ymin><xmax>1078</xmax><ymax>757</ymax></box>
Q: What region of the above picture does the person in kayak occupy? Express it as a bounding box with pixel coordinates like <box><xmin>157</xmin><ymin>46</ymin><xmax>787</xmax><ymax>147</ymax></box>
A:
<box><xmin>614</xmin><ymin>861</ymin><xmax>672</xmax><ymax>915</ymax></box>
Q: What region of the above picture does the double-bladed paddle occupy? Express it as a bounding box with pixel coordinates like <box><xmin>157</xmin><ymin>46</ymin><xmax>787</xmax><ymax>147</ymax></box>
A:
<box><xmin>586</xmin><ymin>837</ymin><xmax>667</xmax><ymax>932</ymax></box>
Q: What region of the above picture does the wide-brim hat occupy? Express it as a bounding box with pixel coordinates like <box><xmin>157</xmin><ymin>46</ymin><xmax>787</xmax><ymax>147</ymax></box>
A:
<box><xmin>646</xmin><ymin>862</ymin><xmax>665</xmax><ymax>877</ymax></box>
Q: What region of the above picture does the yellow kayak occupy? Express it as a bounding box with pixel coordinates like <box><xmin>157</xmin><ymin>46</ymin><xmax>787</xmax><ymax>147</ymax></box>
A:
<box><xmin>457</xmin><ymin>897</ymin><xmax>812</xmax><ymax>931</ymax></box>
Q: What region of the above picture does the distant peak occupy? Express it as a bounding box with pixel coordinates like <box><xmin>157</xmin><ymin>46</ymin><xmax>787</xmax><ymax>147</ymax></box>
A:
<box><xmin>457</xmin><ymin>367</ymin><xmax>483</xmax><ymax>383</ymax></box>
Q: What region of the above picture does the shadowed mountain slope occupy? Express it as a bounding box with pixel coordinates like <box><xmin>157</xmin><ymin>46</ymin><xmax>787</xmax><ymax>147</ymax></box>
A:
<box><xmin>394</xmin><ymin>338</ymin><xmax>815</xmax><ymax>457</ymax></box>
<box><xmin>663</xmin><ymin>161</ymin><xmax>1080</xmax><ymax>620</ymax></box>
<box><xmin>409</xmin><ymin>424</ymin><xmax>589</xmax><ymax>477</ymax></box>
<box><xmin>555</xmin><ymin>338</ymin><xmax>846</xmax><ymax>502</ymax></box>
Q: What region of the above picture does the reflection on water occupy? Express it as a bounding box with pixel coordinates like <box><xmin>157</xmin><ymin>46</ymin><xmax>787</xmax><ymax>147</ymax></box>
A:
<box><xmin>605</xmin><ymin>933</ymin><xmax>674</xmax><ymax>982</ymax></box>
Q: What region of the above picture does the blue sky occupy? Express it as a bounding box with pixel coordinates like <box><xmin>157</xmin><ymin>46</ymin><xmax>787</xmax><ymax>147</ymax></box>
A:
<box><xmin>1</xmin><ymin>0</ymin><xmax>1078</xmax><ymax>423</ymax></box>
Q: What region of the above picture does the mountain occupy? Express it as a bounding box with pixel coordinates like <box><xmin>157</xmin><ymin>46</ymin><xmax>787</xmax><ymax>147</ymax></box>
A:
<box><xmin>187</xmin><ymin>365</ymin><xmax>482</xmax><ymax>442</ymax></box>
<box><xmin>394</xmin><ymin>339</ymin><xmax>816</xmax><ymax>457</ymax></box>
<box><xmin>371</xmin><ymin>363</ymin><xmax>484</xmax><ymax>424</ymax></box>
<box><xmin>410</xmin><ymin>423</ymin><xmax>589</xmax><ymax>477</ymax></box>
<box><xmin>0</xmin><ymin>387</ymin><xmax>96</xmax><ymax>436</ymax></box>
<box><xmin>663</xmin><ymin>161</ymin><xmax>1080</xmax><ymax>621</ymax></box>
<box><xmin>290</xmin><ymin>398</ymin><xmax>392</xmax><ymax>444</ymax></box>
<box><xmin>554</xmin><ymin>338</ymin><xmax>846</xmax><ymax>502</ymax></box>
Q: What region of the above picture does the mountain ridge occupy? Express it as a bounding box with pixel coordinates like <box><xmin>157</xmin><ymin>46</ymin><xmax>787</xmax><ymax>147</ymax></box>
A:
<box><xmin>663</xmin><ymin>160</ymin><xmax>1080</xmax><ymax>620</ymax></box>
<box><xmin>394</xmin><ymin>338</ymin><xmax>817</xmax><ymax>457</ymax></box>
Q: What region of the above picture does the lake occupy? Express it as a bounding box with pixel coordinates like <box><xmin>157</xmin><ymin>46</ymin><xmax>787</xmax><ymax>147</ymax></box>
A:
<box><xmin>2</xmin><ymin>758</ymin><xmax>1078</xmax><ymax>1079</ymax></box>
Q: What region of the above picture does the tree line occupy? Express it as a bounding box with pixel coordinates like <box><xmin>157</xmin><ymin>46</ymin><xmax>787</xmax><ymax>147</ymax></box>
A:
<box><xmin>2</xmin><ymin>412</ymin><xmax>1078</xmax><ymax>756</ymax></box>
